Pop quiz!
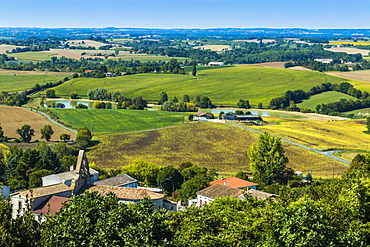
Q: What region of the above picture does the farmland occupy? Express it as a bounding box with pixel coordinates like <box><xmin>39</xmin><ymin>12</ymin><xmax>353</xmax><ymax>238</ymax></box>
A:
<box><xmin>9</xmin><ymin>51</ymin><xmax>57</xmax><ymax>61</ymax></box>
<box><xmin>52</xmin><ymin>65</ymin><xmax>360</xmax><ymax>105</ymax></box>
<box><xmin>193</xmin><ymin>45</ymin><xmax>232</xmax><ymax>51</ymax></box>
<box><xmin>88</xmin><ymin>122</ymin><xmax>347</xmax><ymax>177</ymax></box>
<box><xmin>326</xmin><ymin>70</ymin><xmax>370</xmax><ymax>84</ymax></box>
<box><xmin>0</xmin><ymin>44</ymin><xmax>25</xmax><ymax>54</ymax></box>
<box><xmin>0</xmin><ymin>105</ymin><xmax>75</xmax><ymax>142</ymax></box>
<box><xmin>298</xmin><ymin>91</ymin><xmax>357</xmax><ymax>110</ymax></box>
<box><xmin>248</xmin><ymin>117</ymin><xmax>369</xmax><ymax>151</ymax></box>
<box><xmin>49</xmin><ymin>109</ymin><xmax>187</xmax><ymax>135</ymax></box>
<box><xmin>328</xmin><ymin>41</ymin><xmax>370</xmax><ymax>46</ymax></box>
<box><xmin>324</xmin><ymin>47</ymin><xmax>370</xmax><ymax>56</ymax></box>
<box><xmin>0</xmin><ymin>73</ymin><xmax>70</xmax><ymax>92</ymax></box>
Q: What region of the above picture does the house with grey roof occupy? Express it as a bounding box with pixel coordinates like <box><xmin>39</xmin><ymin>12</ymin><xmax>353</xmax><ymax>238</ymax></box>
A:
<box><xmin>94</xmin><ymin>174</ymin><xmax>138</xmax><ymax>188</ymax></box>
<box><xmin>194</xmin><ymin>183</ymin><xmax>277</xmax><ymax>207</ymax></box>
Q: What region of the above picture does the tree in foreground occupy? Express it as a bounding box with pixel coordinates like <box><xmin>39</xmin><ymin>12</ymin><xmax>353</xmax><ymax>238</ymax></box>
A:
<box><xmin>16</xmin><ymin>124</ymin><xmax>34</xmax><ymax>142</ymax></box>
<box><xmin>248</xmin><ymin>132</ymin><xmax>292</xmax><ymax>185</ymax></box>
<box><xmin>41</xmin><ymin>125</ymin><xmax>54</xmax><ymax>142</ymax></box>
<box><xmin>41</xmin><ymin>192</ymin><xmax>172</xmax><ymax>246</ymax></box>
<box><xmin>0</xmin><ymin>123</ymin><xmax>7</xmax><ymax>142</ymax></box>
<box><xmin>366</xmin><ymin>117</ymin><xmax>370</xmax><ymax>134</ymax></box>
<box><xmin>75</xmin><ymin>127</ymin><xmax>92</xmax><ymax>149</ymax></box>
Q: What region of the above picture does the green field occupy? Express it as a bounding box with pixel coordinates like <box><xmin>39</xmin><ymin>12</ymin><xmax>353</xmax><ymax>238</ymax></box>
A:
<box><xmin>298</xmin><ymin>91</ymin><xmax>357</xmax><ymax>110</ymax></box>
<box><xmin>9</xmin><ymin>51</ymin><xmax>57</xmax><ymax>61</ymax></box>
<box><xmin>0</xmin><ymin>74</ymin><xmax>70</xmax><ymax>92</ymax></box>
<box><xmin>88</xmin><ymin>122</ymin><xmax>347</xmax><ymax>176</ymax></box>
<box><xmin>51</xmin><ymin>109</ymin><xmax>187</xmax><ymax>135</ymax></box>
<box><xmin>52</xmin><ymin>65</ymin><xmax>360</xmax><ymax>105</ymax></box>
<box><xmin>345</xmin><ymin>107</ymin><xmax>370</xmax><ymax>116</ymax></box>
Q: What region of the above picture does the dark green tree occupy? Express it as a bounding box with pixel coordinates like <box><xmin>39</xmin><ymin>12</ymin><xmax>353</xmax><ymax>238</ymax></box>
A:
<box><xmin>158</xmin><ymin>92</ymin><xmax>168</xmax><ymax>105</ymax></box>
<box><xmin>59</xmin><ymin>133</ymin><xmax>71</xmax><ymax>142</ymax></box>
<box><xmin>157</xmin><ymin>166</ymin><xmax>184</xmax><ymax>195</ymax></box>
<box><xmin>183</xmin><ymin>94</ymin><xmax>190</xmax><ymax>103</ymax></box>
<box><xmin>41</xmin><ymin>125</ymin><xmax>54</xmax><ymax>142</ymax></box>
<box><xmin>75</xmin><ymin>127</ymin><xmax>92</xmax><ymax>149</ymax></box>
<box><xmin>46</xmin><ymin>89</ymin><xmax>56</xmax><ymax>98</ymax></box>
<box><xmin>0</xmin><ymin>123</ymin><xmax>7</xmax><ymax>142</ymax></box>
<box><xmin>16</xmin><ymin>125</ymin><xmax>34</xmax><ymax>142</ymax></box>
<box><xmin>192</xmin><ymin>61</ymin><xmax>197</xmax><ymax>76</ymax></box>
<box><xmin>248</xmin><ymin>132</ymin><xmax>292</xmax><ymax>185</ymax></box>
<box><xmin>366</xmin><ymin>117</ymin><xmax>370</xmax><ymax>134</ymax></box>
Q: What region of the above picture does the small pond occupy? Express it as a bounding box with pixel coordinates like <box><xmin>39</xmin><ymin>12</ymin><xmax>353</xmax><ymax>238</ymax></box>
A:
<box><xmin>44</xmin><ymin>100</ymin><xmax>96</xmax><ymax>109</ymax></box>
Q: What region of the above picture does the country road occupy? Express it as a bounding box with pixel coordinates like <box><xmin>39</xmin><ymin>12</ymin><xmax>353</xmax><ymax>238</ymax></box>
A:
<box><xmin>25</xmin><ymin>108</ymin><xmax>77</xmax><ymax>134</ymax></box>
<box><xmin>216</xmin><ymin>120</ymin><xmax>350</xmax><ymax>165</ymax></box>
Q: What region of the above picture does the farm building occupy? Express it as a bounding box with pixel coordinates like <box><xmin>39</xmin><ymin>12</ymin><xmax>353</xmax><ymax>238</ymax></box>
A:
<box><xmin>193</xmin><ymin>183</ymin><xmax>277</xmax><ymax>207</ymax></box>
<box><xmin>222</xmin><ymin>112</ymin><xmax>261</xmax><ymax>121</ymax></box>
<box><xmin>208</xmin><ymin>62</ymin><xmax>224</xmax><ymax>66</ymax></box>
<box><xmin>314</xmin><ymin>59</ymin><xmax>333</xmax><ymax>64</ymax></box>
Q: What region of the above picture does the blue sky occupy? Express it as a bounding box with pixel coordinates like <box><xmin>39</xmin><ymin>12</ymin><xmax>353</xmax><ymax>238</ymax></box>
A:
<box><xmin>2</xmin><ymin>0</ymin><xmax>370</xmax><ymax>29</ymax></box>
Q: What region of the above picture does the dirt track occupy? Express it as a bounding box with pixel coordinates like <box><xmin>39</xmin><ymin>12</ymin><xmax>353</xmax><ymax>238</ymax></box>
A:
<box><xmin>0</xmin><ymin>105</ymin><xmax>75</xmax><ymax>142</ymax></box>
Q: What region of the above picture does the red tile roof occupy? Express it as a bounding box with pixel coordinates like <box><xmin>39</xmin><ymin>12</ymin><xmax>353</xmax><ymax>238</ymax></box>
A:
<box><xmin>210</xmin><ymin>177</ymin><xmax>257</xmax><ymax>189</ymax></box>
<box><xmin>33</xmin><ymin>195</ymin><xmax>69</xmax><ymax>217</ymax></box>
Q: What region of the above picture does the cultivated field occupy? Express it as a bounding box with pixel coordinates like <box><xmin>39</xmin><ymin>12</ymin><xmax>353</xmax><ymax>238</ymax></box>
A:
<box><xmin>193</xmin><ymin>45</ymin><xmax>232</xmax><ymax>51</ymax></box>
<box><xmin>326</xmin><ymin>70</ymin><xmax>370</xmax><ymax>84</ymax></box>
<box><xmin>233</xmin><ymin>39</ymin><xmax>276</xmax><ymax>43</ymax></box>
<box><xmin>0</xmin><ymin>105</ymin><xmax>75</xmax><ymax>142</ymax></box>
<box><xmin>65</xmin><ymin>40</ymin><xmax>107</xmax><ymax>48</ymax></box>
<box><xmin>87</xmin><ymin>122</ymin><xmax>347</xmax><ymax>177</ymax></box>
<box><xmin>248</xmin><ymin>117</ymin><xmax>369</xmax><ymax>151</ymax></box>
<box><xmin>324</xmin><ymin>47</ymin><xmax>370</xmax><ymax>56</ymax></box>
<box><xmin>50</xmin><ymin>109</ymin><xmax>187</xmax><ymax>135</ymax></box>
<box><xmin>328</xmin><ymin>41</ymin><xmax>370</xmax><ymax>46</ymax></box>
<box><xmin>298</xmin><ymin>91</ymin><xmax>356</xmax><ymax>110</ymax></box>
<box><xmin>9</xmin><ymin>51</ymin><xmax>57</xmax><ymax>61</ymax></box>
<box><xmin>52</xmin><ymin>65</ymin><xmax>359</xmax><ymax>105</ymax></box>
<box><xmin>0</xmin><ymin>44</ymin><xmax>25</xmax><ymax>54</ymax></box>
<box><xmin>0</xmin><ymin>73</ymin><xmax>70</xmax><ymax>92</ymax></box>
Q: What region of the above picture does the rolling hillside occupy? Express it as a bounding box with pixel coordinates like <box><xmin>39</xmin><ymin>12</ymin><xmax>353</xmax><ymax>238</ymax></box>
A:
<box><xmin>88</xmin><ymin>122</ymin><xmax>348</xmax><ymax>177</ymax></box>
<box><xmin>52</xmin><ymin>65</ymin><xmax>360</xmax><ymax>105</ymax></box>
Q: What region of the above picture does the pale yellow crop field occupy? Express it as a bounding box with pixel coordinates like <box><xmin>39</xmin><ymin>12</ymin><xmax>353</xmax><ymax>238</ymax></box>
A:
<box><xmin>328</xmin><ymin>41</ymin><xmax>370</xmax><ymax>46</ymax></box>
<box><xmin>249</xmin><ymin>118</ymin><xmax>369</xmax><ymax>151</ymax></box>
<box><xmin>324</xmin><ymin>47</ymin><xmax>370</xmax><ymax>55</ymax></box>
<box><xmin>65</xmin><ymin>40</ymin><xmax>107</xmax><ymax>48</ymax></box>
<box><xmin>193</xmin><ymin>45</ymin><xmax>232</xmax><ymax>51</ymax></box>
<box><xmin>0</xmin><ymin>44</ymin><xmax>25</xmax><ymax>54</ymax></box>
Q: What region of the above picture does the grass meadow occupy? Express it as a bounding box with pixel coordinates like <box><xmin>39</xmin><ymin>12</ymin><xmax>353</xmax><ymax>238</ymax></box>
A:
<box><xmin>52</xmin><ymin>65</ymin><xmax>360</xmax><ymax>105</ymax></box>
<box><xmin>298</xmin><ymin>91</ymin><xmax>357</xmax><ymax>110</ymax></box>
<box><xmin>248</xmin><ymin>117</ymin><xmax>369</xmax><ymax>151</ymax></box>
<box><xmin>87</xmin><ymin>122</ymin><xmax>348</xmax><ymax>177</ymax></box>
<box><xmin>50</xmin><ymin>109</ymin><xmax>187</xmax><ymax>135</ymax></box>
<box><xmin>0</xmin><ymin>74</ymin><xmax>70</xmax><ymax>92</ymax></box>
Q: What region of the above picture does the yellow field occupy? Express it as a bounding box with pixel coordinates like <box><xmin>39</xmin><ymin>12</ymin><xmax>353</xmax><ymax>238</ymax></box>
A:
<box><xmin>324</xmin><ymin>47</ymin><xmax>370</xmax><ymax>56</ymax></box>
<box><xmin>0</xmin><ymin>44</ymin><xmax>25</xmax><ymax>54</ymax></box>
<box><xmin>328</xmin><ymin>41</ymin><xmax>370</xmax><ymax>46</ymax></box>
<box><xmin>193</xmin><ymin>45</ymin><xmax>232</xmax><ymax>51</ymax></box>
<box><xmin>65</xmin><ymin>40</ymin><xmax>107</xmax><ymax>48</ymax></box>
<box><xmin>249</xmin><ymin>118</ymin><xmax>369</xmax><ymax>151</ymax></box>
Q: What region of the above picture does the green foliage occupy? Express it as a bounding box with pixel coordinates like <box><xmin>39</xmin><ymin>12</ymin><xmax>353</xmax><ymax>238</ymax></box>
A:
<box><xmin>16</xmin><ymin>124</ymin><xmax>34</xmax><ymax>142</ymax></box>
<box><xmin>75</xmin><ymin>127</ymin><xmax>92</xmax><ymax>149</ymax></box>
<box><xmin>41</xmin><ymin>192</ymin><xmax>172</xmax><ymax>246</ymax></box>
<box><xmin>248</xmin><ymin>132</ymin><xmax>292</xmax><ymax>185</ymax></box>
<box><xmin>46</xmin><ymin>89</ymin><xmax>56</xmax><ymax>98</ymax></box>
<box><xmin>28</xmin><ymin>169</ymin><xmax>53</xmax><ymax>188</ymax></box>
<box><xmin>59</xmin><ymin>133</ymin><xmax>71</xmax><ymax>142</ymax></box>
<box><xmin>120</xmin><ymin>159</ymin><xmax>160</xmax><ymax>186</ymax></box>
<box><xmin>41</xmin><ymin>124</ymin><xmax>54</xmax><ymax>141</ymax></box>
<box><xmin>366</xmin><ymin>117</ymin><xmax>370</xmax><ymax>134</ymax></box>
<box><xmin>237</xmin><ymin>99</ymin><xmax>251</xmax><ymax>109</ymax></box>
<box><xmin>192</xmin><ymin>61</ymin><xmax>197</xmax><ymax>76</ymax></box>
<box><xmin>235</xmin><ymin>171</ymin><xmax>249</xmax><ymax>180</ymax></box>
<box><xmin>157</xmin><ymin>166</ymin><xmax>183</xmax><ymax>194</ymax></box>
<box><xmin>0</xmin><ymin>199</ymin><xmax>41</xmax><ymax>246</ymax></box>
<box><xmin>0</xmin><ymin>123</ymin><xmax>7</xmax><ymax>142</ymax></box>
<box><xmin>158</xmin><ymin>91</ymin><xmax>168</xmax><ymax>105</ymax></box>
